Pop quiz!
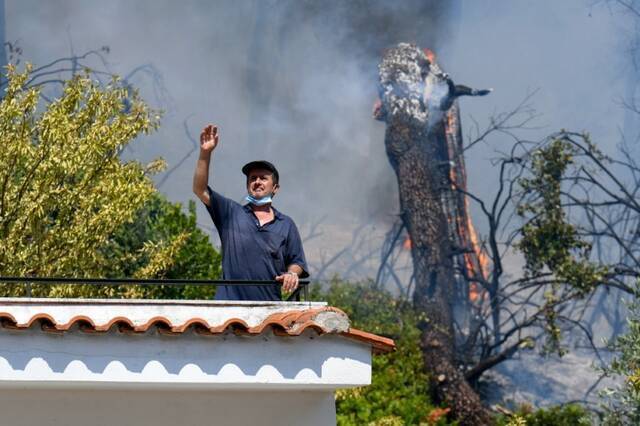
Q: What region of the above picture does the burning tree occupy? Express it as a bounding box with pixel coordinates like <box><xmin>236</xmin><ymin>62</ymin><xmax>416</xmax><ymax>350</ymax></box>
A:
<box><xmin>375</xmin><ymin>43</ymin><xmax>640</xmax><ymax>424</ymax></box>
<box><xmin>375</xmin><ymin>43</ymin><xmax>493</xmax><ymax>424</ymax></box>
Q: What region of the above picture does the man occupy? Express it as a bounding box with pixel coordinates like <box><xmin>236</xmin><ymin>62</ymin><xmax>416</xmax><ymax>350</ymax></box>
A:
<box><xmin>192</xmin><ymin>124</ymin><xmax>309</xmax><ymax>301</ymax></box>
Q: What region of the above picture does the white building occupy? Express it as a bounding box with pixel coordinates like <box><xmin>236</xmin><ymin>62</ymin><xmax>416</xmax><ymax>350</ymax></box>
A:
<box><xmin>0</xmin><ymin>298</ymin><xmax>394</xmax><ymax>426</ymax></box>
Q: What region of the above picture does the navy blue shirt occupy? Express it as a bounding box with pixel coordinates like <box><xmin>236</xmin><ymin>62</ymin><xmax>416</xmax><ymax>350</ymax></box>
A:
<box><xmin>204</xmin><ymin>187</ymin><xmax>309</xmax><ymax>301</ymax></box>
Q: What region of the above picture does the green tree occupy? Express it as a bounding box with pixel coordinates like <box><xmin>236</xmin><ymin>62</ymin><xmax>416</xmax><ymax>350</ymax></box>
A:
<box><xmin>0</xmin><ymin>65</ymin><xmax>216</xmax><ymax>297</ymax></box>
<box><xmin>516</xmin><ymin>136</ymin><xmax>609</xmax><ymax>354</ymax></box>
<box><xmin>103</xmin><ymin>193</ymin><xmax>221</xmax><ymax>299</ymax></box>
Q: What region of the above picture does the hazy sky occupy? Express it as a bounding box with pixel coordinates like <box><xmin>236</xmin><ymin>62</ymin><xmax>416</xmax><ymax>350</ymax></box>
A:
<box><xmin>4</xmin><ymin>0</ymin><xmax>633</xmax><ymax>277</ymax></box>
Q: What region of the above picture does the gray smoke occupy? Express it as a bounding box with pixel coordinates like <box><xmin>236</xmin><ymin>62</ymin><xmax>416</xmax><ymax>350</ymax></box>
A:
<box><xmin>3</xmin><ymin>0</ymin><xmax>635</xmax><ymax>408</ymax></box>
<box><xmin>445</xmin><ymin>1</ymin><xmax>629</xmax><ymax>209</ymax></box>
<box><xmin>3</xmin><ymin>0</ymin><xmax>629</xmax><ymax>269</ymax></box>
<box><xmin>4</xmin><ymin>0</ymin><xmax>454</xmax><ymax>228</ymax></box>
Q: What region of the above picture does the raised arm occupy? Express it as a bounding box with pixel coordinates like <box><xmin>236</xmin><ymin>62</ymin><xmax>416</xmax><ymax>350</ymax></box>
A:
<box><xmin>192</xmin><ymin>124</ymin><xmax>219</xmax><ymax>206</ymax></box>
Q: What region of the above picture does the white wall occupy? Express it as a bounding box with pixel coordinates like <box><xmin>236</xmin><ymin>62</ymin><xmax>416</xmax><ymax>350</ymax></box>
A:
<box><xmin>0</xmin><ymin>388</ymin><xmax>336</xmax><ymax>426</ymax></box>
<box><xmin>0</xmin><ymin>327</ymin><xmax>371</xmax><ymax>388</ymax></box>
<box><xmin>0</xmin><ymin>299</ymin><xmax>373</xmax><ymax>425</ymax></box>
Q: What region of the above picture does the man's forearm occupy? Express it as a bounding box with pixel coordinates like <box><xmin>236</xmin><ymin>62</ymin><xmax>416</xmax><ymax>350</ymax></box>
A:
<box><xmin>193</xmin><ymin>150</ymin><xmax>212</xmax><ymax>204</ymax></box>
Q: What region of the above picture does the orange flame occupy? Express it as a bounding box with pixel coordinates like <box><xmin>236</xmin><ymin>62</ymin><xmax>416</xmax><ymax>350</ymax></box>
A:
<box><xmin>394</xmin><ymin>70</ymin><xmax>490</xmax><ymax>304</ymax></box>
<box><xmin>466</xmin><ymin>211</ymin><xmax>490</xmax><ymax>275</ymax></box>
<box><xmin>403</xmin><ymin>236</ymin><xmax>412</xmax><ymax>250</ymax></box>
<box><xmin>444</xmin><ymin>108</ymin><xmax>491</xmax><ymax>302</ymax></box>
<box><xmin>423</xmin><ymin>48</ymin><xmax>436</xmax><ymax>63</ymax></box>
<box><xmin>469</xmin><ymin>282</ymin><xmax>480</xmax><ymax>302</ymax></box>
<box><xmin>426</xmin><ymin>407</ymin><xmax>450</xmax><ymax>424</ymax></box>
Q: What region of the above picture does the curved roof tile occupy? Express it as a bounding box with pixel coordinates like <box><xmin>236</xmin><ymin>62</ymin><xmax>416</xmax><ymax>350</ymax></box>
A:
<box><xmin>0</xmin><ymin>304</ymin><xmax>395</xmax><ymax>353</ymax></box>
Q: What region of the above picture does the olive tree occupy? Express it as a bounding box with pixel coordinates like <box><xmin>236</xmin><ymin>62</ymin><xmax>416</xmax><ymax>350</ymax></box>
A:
<box><xmin>0</xmin><ymin>64</ymin><xmax>186</xmax><ymax>297</ymax></box>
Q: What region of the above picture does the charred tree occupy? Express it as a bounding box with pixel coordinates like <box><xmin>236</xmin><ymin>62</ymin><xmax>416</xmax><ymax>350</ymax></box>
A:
<box><xmin>376</xmin><ymin>43</ymin><xmax>492</xmax><ymax>425</ymax></box>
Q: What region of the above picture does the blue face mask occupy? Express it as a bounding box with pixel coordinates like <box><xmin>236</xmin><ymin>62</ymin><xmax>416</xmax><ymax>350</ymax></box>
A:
<box><xmin>245</xmin><ymin>194</ymin><xmax>273</xmax><ymax>206</ymax></box>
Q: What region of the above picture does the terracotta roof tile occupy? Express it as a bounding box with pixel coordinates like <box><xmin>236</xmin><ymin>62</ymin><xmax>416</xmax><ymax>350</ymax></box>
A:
<box><xmin>0</xmin><ymin>302</ymin><xmax>395</xmax><ymax>353</ymax></box>
<box><xmin>342</xmin><ymin>328</ymin><xmax>396</xmax><ymax>354</ymax></box>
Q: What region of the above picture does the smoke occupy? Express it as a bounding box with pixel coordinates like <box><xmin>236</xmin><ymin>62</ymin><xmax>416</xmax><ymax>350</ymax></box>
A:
<box><xmin>3</xmin><ymin>0</ymin><xmax>633</xmax><ymax>407</ymax></box>
<box><xmin>3</xmin><ymin>1</ymin><xmax>627</xmax><ymax>271</ymax></box>
<box><xmin>440</xmin><ymin>1</ymin><xmax>631</xmax><ymax>407</ymax></box>
<box><xmin>3</xmin><ymin>0</ymin><xmax>457</xmax><ymax>270</ymax></box>
<box><xmin>444</xmin><ymin>1</ymin><xmax>627</xmax><ymax>208</ymax></box>
<box><xmin>7</xmin><ymin>2</ymin><xmax>450</xmax><ymax>202</ymax></box>
<box><xmin>0</xmin><ymin>1</ymin><xmax>6</xmax><ymax>74</ymax></box>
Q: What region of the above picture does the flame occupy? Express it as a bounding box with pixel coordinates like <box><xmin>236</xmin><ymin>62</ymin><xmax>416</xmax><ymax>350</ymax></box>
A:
<box><xmin>465</xmin><ymin>211</ymin><xmax>490</xmax><ymax>275</ymax></box>
<box><xmin>390</xmin><ymin>74</ymin><xmax>490</xmax><ymax>304</ymax></box>
<box><xmin>426</xmin><ymin>407</ymin><xmax>450</xmax><ymax>424</ymax></box>
<box><xmin>469</xmin><ymin>282</ymin><xmax>480</xmax><ymax>302</ymax></box>
<box><xmin>423</xmin><ymin>48</ymin><xmax>436</xmax><ymax>63</ymax></box>
<box><xmin>372</xmin><ymin>97</ymin><xmax>384</xmax><ymax>120</ymax></box>
<box><xmin>403</xmin><ymin>236</ymin><xmax>412</xmax><ymax>250</ymax></box>
<box><xmin>444</xmin><ymin>108</ymin><xmax>491</xmax><ymax>302</ymax></box>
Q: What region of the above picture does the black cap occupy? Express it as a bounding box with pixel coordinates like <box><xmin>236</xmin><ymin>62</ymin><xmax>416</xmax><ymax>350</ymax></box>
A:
<box><xmin>241</xmin><ymin>160</ymin><xmax>279</xmax><ymax>183</ymax></box>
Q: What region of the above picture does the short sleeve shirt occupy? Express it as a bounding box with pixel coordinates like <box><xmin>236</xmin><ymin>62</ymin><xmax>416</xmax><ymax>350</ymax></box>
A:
<box><xmin>204</xmin><ymin>187</ymin><xmax>309</xmax><ymax>301</ymax></box>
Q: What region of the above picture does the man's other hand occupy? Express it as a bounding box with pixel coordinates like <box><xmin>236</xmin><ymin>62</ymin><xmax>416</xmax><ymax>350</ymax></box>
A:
<box><xmin>276</xmin><ymin>272</ymin><xmax>299</xmax><ymax>293</ymax></box>
<box><xmin>200</xmin><ymin>124</ymin><xmax>219</xmax><ymax>152</ymax></box>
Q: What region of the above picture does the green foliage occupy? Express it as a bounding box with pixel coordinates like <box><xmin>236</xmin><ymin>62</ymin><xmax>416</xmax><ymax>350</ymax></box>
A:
<box><xmin>311</xmin><ymin>279</ymin><xmax>600</xmax><ymax>426</ymax></box>
<box><xmin>0</xmin><ymin>64</ymin><xmax>159</xmax><ymax>281</ymax></box>
<box><xmin>102</xmin><ymin>193</ymin><xmax>221</xmax><ymax>299</ymax></box>
<box><xmin>312</xmin><ymin>279</ymin><xmax>452</xmax><ymax>426</ymax></box>
<box><xmin>517</xmin><ymin>137</ymin><xmax>606</xmax><ymax>293</ymax></box>
<box><xmin>0</xmin><ymin>64</ymin><xmax>220</xmax><ymax>298</ymax></box>
<box><xmin>516</xmin><ymin>135</ymin><xmax>608</xmax><ymax>354</ymax></box>
<box><xmin>600</xmin><ymin>289</ymin><xmax>640</xmax><ymax>425</ymax></box>
<box><xmin>496</xmin><ymin>404</ymin><xmax>591</xmax><ymax>426</ymax></box>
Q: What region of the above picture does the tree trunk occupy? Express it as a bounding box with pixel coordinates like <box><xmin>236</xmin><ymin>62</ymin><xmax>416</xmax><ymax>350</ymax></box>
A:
<box><xmin>377</xmin><ymin>43</ymin><xmax>492</xmax><ymax>425</ymax></box>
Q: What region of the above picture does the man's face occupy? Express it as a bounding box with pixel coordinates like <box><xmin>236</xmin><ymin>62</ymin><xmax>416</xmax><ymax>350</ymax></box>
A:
<box><xmin>247</xmin><ymin>168</ymin><xmax>278</xmax><ymax>198</ymax></box>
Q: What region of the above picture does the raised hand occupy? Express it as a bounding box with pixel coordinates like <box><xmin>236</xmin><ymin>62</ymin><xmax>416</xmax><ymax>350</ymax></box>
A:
<box><xmin>200</xmin><ymin>124</ymin><xmax>219</xmax><ymax>152</ymax></box>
